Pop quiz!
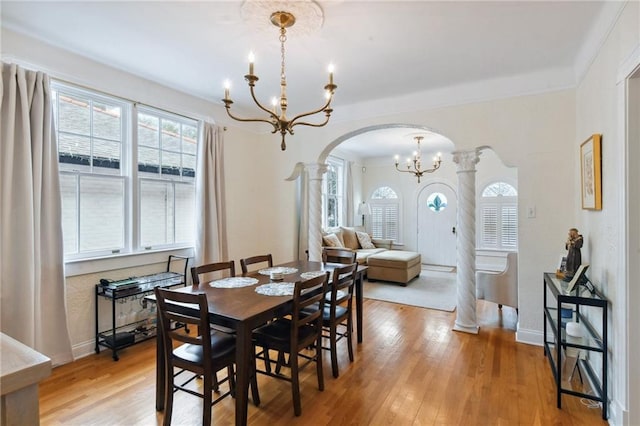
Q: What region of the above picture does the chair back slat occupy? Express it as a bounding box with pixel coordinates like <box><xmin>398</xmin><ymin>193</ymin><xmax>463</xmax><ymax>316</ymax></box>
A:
<box><xmin>154</xmin><ymin>287</ymin><xmax>212</xmax><ymax>356</ymax></box>
<box><xmin>322</xmin><ymin>248</ymin><xmax>357</xmax><ymax>265</ymax></box>
<box><xmin>191</xmin><ymin>261</ymin><xmax>235</xmax><ymax>285</ymax></box>
<box><xmin>240</xmin><ymin>254</ymin><xmax>273</xmax><ymax>274</ymax></box>
<box><xmin>330</xmin><ymin>262</ymin><xmax>358</xmax><ymax>307</ymax></box>
<box><xmin>292</xmin><ymin>272</ymin><xmax>329</xmax><ymax>338</ymax></box>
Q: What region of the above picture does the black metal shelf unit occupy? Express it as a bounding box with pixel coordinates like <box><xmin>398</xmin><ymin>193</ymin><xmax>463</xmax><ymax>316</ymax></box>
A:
<box><xmin>95</xmin><ymin>255</ymin><xmax>188</xmax><ymax>360</ymax></box>
<box><xmin>543</xmin><ymin>272</ymin><xmax>608</xmax><ymax>420</ymax></box>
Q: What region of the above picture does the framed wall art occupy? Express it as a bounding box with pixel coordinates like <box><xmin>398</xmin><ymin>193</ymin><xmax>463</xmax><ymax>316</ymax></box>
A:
<box><xmin>580</xmin><ymin>134</ymin><xmax>602</xmax><ymax>210</ymax></box>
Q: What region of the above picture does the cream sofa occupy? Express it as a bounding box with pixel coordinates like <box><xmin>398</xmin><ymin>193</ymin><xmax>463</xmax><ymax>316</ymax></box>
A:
<box><xmin>322</xmin><ymin>226</ymin><xmax>421</xmax><ymax>285</ymax></box>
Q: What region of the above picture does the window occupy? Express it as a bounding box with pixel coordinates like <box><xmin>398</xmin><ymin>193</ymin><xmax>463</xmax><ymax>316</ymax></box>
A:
<box><xmin>52</xmin><ymin>82</ymin><xmax>198</xmax><ymax>259</ymax></box>
<box><xmin>322</xmin><ymin>157</ymin><xmax>344</xmax><ymax>228</ymax></box>
<box><xmin>370</xmin><ymin>186</ymin><xmax>400</xmax><ymax>241</ymax></box>
<box><xmin>479</xmin><ymin>182</ymin><xmax>518</xmax><ymax>250</ymax></box>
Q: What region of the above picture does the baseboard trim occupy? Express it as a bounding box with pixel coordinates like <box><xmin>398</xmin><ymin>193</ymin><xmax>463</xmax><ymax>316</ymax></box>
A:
<box><xmin>515</xmin><ymin>327</ymin><xmax>543</xmax><ymax>346</ymax></box>
<box><xmin>71</xmin><ymin>339</ymin><xmax>97</xmax><ymax>361</ymax></box>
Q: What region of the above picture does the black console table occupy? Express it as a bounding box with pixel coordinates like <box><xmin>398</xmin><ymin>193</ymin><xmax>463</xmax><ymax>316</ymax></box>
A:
<box><xmin>543</xmin><ymin>272</ymin><xmax>608</xmax><ymax>419</ymax></box>
<box><xmin>95</xmin><ymin>255</ymin><xmax>188</xmax><ymax>360</ymax></box>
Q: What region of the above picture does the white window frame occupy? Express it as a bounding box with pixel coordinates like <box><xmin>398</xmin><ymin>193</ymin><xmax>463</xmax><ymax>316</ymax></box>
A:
<box><xmin>52</xmin><ymin>81</ymin><xmax>198</xmax><ymax>262</ymax></box>
<box><xmin>478</xmin><ymin>181</ymin><xmax>518</xmax><ymax>250</ymax></box>
<box><xmin>322</xmin><ymin>157</ymin><xmax>345</xmax><ymax>228</ymax></box>
<box><xmin>369</xmin><ymin>185</ymin><xmax>401</xmax><ymax>242</ymax></box>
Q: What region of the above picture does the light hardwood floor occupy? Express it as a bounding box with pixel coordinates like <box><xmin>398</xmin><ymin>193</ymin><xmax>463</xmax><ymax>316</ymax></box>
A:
<box><xmin>39</xmin><ymin>299</ymin><xmax>608</xmax><ymax>425</ymax></box>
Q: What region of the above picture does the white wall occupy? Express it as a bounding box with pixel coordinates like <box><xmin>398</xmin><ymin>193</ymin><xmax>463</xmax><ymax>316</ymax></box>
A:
<box><xmin>575</xmin><ymin>2</ymin><xmax>639</xmax><ymax>424</ymax></box>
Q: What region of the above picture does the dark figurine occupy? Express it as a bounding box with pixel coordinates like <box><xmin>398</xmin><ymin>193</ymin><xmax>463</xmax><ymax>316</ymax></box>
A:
<box><xmin>565</xmin><ymin>228</ymin><xmax>583</xmax><ymax>278</ymax></box>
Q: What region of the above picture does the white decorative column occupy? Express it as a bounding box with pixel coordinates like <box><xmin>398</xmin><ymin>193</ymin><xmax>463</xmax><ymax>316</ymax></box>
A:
<box><xmin>452</xmin><ymin>148</ymin><xmax>482</xmax><ymax>334</ymax></box>
<box><xmin>306</xmin><ymin>163</ymin><xmax>328</xmax><ymax>262</ymax></box>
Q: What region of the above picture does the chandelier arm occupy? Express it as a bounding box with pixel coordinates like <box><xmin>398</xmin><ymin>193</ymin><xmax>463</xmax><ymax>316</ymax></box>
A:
<box><xmin>248</xmin><ymin>85</ymin><xmax>281</xmax><ymax>122</ymax></box>
<box><xmin>223</xmin><ymin>106</ymin><xmax>278</xmax><ymax>128</ymax></box>
<box><xmin>289</xmin><ymin>98</ymin><xmax>333</xmax><ymax>128</ymax></box>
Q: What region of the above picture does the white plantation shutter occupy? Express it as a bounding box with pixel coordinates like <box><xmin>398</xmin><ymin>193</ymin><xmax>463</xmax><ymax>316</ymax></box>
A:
<box><xmin>481</xmin><ymin>206</ymin><xmax>498</xmax><ymax>247</ymax></box>
<box><xmin>501</xmin><ymin>205</ymin><xmax>517</xmax><ymax>248</ymax></box>
<box><xmin>371</xmin><ymin>205</ymin><xmax>384</xmax><ymax>238</ymax></box>
<box><xmin>479</xmin><ymin>182</ymin><xmax>518</xmax><ymax>250</ymax></box>
<box><xmin>371</xmin><ymin>203</ymin><xmax>399</xmax><ymax>240</ymax></box>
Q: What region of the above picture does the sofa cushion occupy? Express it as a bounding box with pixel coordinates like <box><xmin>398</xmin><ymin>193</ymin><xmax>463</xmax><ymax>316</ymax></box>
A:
<box><xmin>341</xmin><ymin>226</ymin><xmax>360</xmax><ymax>249</ymax></box>
<box><xmin>322</xmin><ymin>233</ymin><xmax>343</xmax><ymax>248</ymax></box>
<box><xmin>355</xmin><ymin>248</ymin><xmax>387</xmax><ymax>264</ymax></box>
<box><xmin>356</xmin><ymin>231</ymin><xmax>375</xmax><ymax>249</ymax></box>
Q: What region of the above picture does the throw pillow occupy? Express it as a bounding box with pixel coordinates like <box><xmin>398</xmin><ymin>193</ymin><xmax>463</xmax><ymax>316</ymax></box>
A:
<box><xmin>323</xmin><ymin>233</ymin><xmax>343</xmax><ymax>248</ymax></box>
<box><xmin>340</xmin><ymin>227</ymin><xmax>360</xmax><ymax>250</ymax></box>
<box><xmin>356</xmin><ymin>231</ymin><xmax>376</xmax><ymax>249</ymax></box>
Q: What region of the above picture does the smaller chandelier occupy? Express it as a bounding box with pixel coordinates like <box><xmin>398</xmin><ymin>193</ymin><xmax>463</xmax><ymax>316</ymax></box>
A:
<box><xmin>394</xmin><ymin>136</ymin><xmax>442</xmax><ymax>183</ymax></box>
<box><xmin>222</xmin><ymin>11</ymin><xmax>337</xmax><ymax>151</ymax></box>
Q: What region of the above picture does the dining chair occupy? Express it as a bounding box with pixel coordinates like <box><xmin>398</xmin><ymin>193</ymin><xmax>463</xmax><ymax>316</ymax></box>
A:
<box><xmin>252</xmin><ymin>272</ymin><xmax>329</xmax><ymax>416</ymax></box>
<box><xmin>321</xmin><ymin>262</ymin><xmax>358</xmax><ymax>378</ymax></box>
<box><xmin>154</xmin><ymin>287</ymin><xmax>243</xmax><ymax>426</ymax></box>
<box><xmin>322</xmin><ymin>247</ymin><xmax>357</xmax><ymax>264</ymax></box>
<box><xmin>240</xmin><ymin>254</ymin><xmax>273</xmax><ymax>274</ymax></box>
<box><xmin>190</xmin><ymin>260</ymin><xmax>236</xmax><ymax>285</ymax></box>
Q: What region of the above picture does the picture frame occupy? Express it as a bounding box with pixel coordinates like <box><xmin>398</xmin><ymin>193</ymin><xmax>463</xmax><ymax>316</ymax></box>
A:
<box><xmin>580</xmin><ymin>134</ymin><xmax>602</xmax><ymax>210</ymax></box>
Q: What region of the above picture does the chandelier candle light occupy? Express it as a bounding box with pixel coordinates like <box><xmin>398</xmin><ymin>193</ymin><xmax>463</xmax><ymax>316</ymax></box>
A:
<box><xmin>222</xmin><ymin>11</ymin><xmax>337</xmax><ymax>151</ymax></box>
<box><xmin>394</xmin><ymin>136</ymin><xmax>442</xmax><ymax>183</ymax></box>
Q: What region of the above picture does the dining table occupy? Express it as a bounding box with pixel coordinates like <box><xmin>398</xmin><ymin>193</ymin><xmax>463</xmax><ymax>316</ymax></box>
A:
<box><xmin>148</xmin><ymin>259</ymin><xmax>367</xmax><ymax>426</ymax></box>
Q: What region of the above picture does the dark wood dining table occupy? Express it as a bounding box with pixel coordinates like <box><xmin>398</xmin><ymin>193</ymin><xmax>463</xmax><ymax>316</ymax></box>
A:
<box><xmin>148</xmin><ymin>259</ymin><xmax>367</xmax><ymax>426</ymax></box>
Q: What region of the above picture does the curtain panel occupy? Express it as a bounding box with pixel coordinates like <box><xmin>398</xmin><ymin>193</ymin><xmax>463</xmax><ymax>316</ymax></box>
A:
<box><xmin>0</xmin><ymin>62</ymin><xmax>73</xmax><ymax>364</ymax></box>
<box><xmin>194</xmin><ymin>123</ymin><xmax>228</xmax><ymax>269</ymax></box>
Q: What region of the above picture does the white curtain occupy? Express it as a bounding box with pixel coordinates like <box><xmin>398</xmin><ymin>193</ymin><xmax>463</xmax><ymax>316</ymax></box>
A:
<box><xmin>345</xmin><ymin>161</ymin><xmax>354</xmax><ymax>226</ymax></box>
<box><xmin>195</xmin><ymin>123</ymin><xmax>228</xmax><ymax>268</ymax></box>
<box><xmin>0</xmin><ymin>63</ymin><xmax>73</xmax><ymax>364</ymax></box>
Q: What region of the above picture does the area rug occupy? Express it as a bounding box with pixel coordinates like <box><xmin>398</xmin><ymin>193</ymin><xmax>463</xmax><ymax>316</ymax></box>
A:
<box><xmin>363</xmin><ymin>269</ymin><xmax>457</xmax><ymax>312</ymax></box>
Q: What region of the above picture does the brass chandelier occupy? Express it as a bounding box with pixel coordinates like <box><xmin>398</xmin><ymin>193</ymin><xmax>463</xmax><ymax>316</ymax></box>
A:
<box><xmin>222</xmin><ymin>11</ymin><xmax>337</xmax><ymax>151</ymax></box>
<box><xmin>394</xmin><ymin>136</ymin><xmax>442</xmax><ymax>183</ymax></box>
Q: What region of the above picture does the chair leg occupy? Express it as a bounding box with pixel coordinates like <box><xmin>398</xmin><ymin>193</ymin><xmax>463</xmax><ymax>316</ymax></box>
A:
<box><xmin>291</xmin><ymin>352</ymin><xmax>302</xmax><ymax>416</ymax></box>
<box><xmin>330</xmin><ymin>324</ymin><xmax>339</xmax><ymax>378</ymax></box>
<box><xmin>498</xmin><ymin>304</ymin><xmax>503</xmax><ymax>309</ymax></box>
<box><xmin>316</xmin><ymin>334</ymin><xmax>324</xmax><ymax>392</ymax></box>
<box><xmin>203</xmin><ymin>373</ymin><xmax>212</xmax><ymax>426</ymax></box>
<box><xmin>250</xmin><ymin>354</ymin><xmax>260</xmax><ymax>406</ymax></box>
<box><xmin>275</xmin><ymin>351</ymin><xmax>286</xmax><ymax>374</ymax></box>
<box><xmin>346</xmin><ymin>315</ymin><xmax>354</xmax><ymax>363</ymax></box>
<box><xmin>262</xmin><ymin>348</ymin><xmax>272</xmax><ymax>373</ymax></box>
<box><xmin>227</xmin><ymin>365</ymin><xmax>236</xmax><ymax>398</ymax></box>
<box><xmin>163</xmin><ymin>368</ymin><xmax>174</xmax><ymax>426</ymax></box>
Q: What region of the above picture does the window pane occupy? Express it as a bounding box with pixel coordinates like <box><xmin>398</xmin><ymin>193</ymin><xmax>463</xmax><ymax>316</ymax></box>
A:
<box><xmin>140</xmin><ymin>180</ymin><xmax>174</xmax><ymax>247</ymax></box>
<box><xmin>482</xmin><ymin>182</ymin><xmax>517</xmax><ymax>197</ymax></box>
<box><xmin>58</xmin><ymin>94</ymin><xmax>90</xmax><ymax>135</ymax></box>
<box><xmin>161</xmin><ymin>151</ymin><xmax>181</xmax><ymax>176</ymax></box>
<box><xmin>175</xmin><ymin>183</ymin><xmax>195</xmax><ymax>244</ymax></box>
<box><xmin>138</xmin><ymin>146</ymin><xmax>160</xmax><ymax>175</ymax></box>
<box><xmin>138</xmin><ymin>114</ymin><xmax>159</xmax><ymax>148</ymax></box>
<box><xmin>183</xmin><ymin>124</ymin><xmax>198</xmax><ymax>155</ymax></box>
<box><xmin>59</xmin><ymin>173</ymin><xmax>78</xmax><ymax>254</ymax></box>
<box><xmin>182</xmin><ymin>154</ymin><xmax>196</xmax><ymax>179</ymax></box>
<box><xmin>372</xmin><ymin>186</ymin><xmax>398</xmax><ymax>199</ymax></box>
<box><xmin>501</xmin><ymin>206</ymin><xmax>518</xmax><ymax>248</ymax></box>
<box><xmin>93</xmin><ymin>102</ymin><xmax>122</xmax><ymax>140</ymax></box>
<box><xmin>161</xmin><ymin>119</ymin><xmax>181</xmax><ymax>151</ymax></box>
<box><xmin>58</xmin><ymin>133</ymin><xmax>91</xmax><ymax>171</ymax></box>
<box><xmin>79</xmin><ymin>176</ymin><xmax>124</xmax><ymax>252</ymax></box>
<box><xmin>92</xmin><ymin>139</ymin><xmax>121</xmax><ymax>174</ymax></box>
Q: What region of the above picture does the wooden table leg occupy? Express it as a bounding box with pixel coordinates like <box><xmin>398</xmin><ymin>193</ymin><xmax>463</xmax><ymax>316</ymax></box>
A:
<box><xmin>235</xmin><ymin>323</ymin><xmax>251</xmax><ymax>426</ymax></box>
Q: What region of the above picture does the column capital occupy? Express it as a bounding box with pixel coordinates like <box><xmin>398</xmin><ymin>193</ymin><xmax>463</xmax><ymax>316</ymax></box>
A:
<box><xmin>305</xmin><ymin>162</ymin><xmax>329</xmax><ymax>181</ymax></box>
<box><xmin>452</xmin><ymin>148</ymin><xmax>483</xmax><ymax>172</ymax></box>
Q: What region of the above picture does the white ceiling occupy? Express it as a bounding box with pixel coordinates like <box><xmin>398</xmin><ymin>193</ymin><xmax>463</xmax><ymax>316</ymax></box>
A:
<box><xmin>1</xmin><ymin>1</ymin><xmax>611</xmax><ymax>159</ymax></box>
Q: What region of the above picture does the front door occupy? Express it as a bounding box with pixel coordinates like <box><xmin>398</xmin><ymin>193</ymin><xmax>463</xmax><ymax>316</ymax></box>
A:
<box><xmin>417</xmin><ymin>183</ymin><xmax>457</xmax><ymax>266</ymax></box>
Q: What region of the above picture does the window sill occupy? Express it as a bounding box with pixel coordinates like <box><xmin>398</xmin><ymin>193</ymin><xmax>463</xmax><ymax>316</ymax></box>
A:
<box><xmin>64</xmin><ymin>246</ymin><xmax>194</xmax><ymax>277</ymax></box>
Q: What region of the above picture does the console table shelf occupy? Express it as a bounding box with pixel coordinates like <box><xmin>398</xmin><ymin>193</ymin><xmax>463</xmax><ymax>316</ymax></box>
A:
<box><xmin>95</xmin><ymin>255</ymin><xmax>188</xmax><ymax>361</ymax></box>
<box><xmin>542</xmin><ymin>272</ymin><xmax>608</xmax><ymax>420</ymax></box>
